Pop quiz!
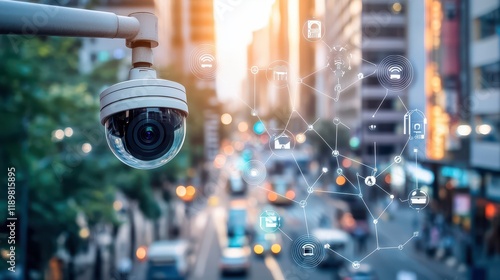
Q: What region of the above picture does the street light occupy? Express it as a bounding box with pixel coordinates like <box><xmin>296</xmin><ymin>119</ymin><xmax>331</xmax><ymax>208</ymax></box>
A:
<box><xmin>0</xmin><ymin>1</ymin><xmax>188</xmax><ymax>169</ymax></box>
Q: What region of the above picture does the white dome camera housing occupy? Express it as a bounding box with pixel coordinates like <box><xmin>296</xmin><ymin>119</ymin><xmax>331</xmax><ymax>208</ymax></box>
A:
<box><xmin>100</xmin><ymin>68</ymin><xmax>188</xmax><ymax>169</ymax></box>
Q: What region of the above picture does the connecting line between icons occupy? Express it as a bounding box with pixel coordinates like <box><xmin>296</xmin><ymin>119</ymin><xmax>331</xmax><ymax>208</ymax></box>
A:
<box><xmin>375</xmin><ymin>161</ymin><xmax>394</xmax><ymax>178</ymax></box>
<box><xmin>361</xmin><ymin>58</ymin><xmax>378</xmax><ymax>68</ymax></box>
<box><xmin>321</xmin><ymin>40</ymin><xmax>332</xmax><ymax>51</ymax></box>
<box><xmin>286</xmin><ymin>84</ymin><xmax>296</xmax><ymax>114</ymax></box>
<box><xmin>256</xmin><ymin>185</ymin><xmax>300</xmax><ymax>204</ymax></box>
<box><xmin>377</xmin><ymin>199</ymin><xmax>393</xmax><ymax>220</ymax></box>
<box><xmin>400</xmin><ymin>136</ymin><xmax>411</xmax><ymax>156</ymax></box>
<box><xmin>303</xmin><ymin>207</ymin><xmax>310</xmax><ymax>237</ymax></box>
<box><xmin>358</xmin><ymin>234</ymin><xmax>417</xmax><ymax>263</ymax></box>
<box><xmin>283</xmin><ymin>109</ymin><xmax>294</xmax><ymax>133</ymax></box>
<box><xmin>339</xmin><ymin>154</ymin><xmax>376</xmax><ymax>171</ymax></box>
<box><xmin>373</xmin><ymin>183</ymin><xmax>392</xmax><ymax>196</ymax></box>
<box><xmin>300</xmin><ymin>81</ymin><xmax>338</xmax><ymax>101</ymax></box>
<box><xmin>310</xmin><ymin>170</ymin><xmax>325</xmax><ymax>189</ymax></box>
<box><xmin>313</xmin><ymin>129</ymin><xmax>335</xmax><ymax>152</ymax></box>
<box><xmin>278</xmin><ymin>228</ymin><xmax>293</xmax><ymax>241</ymax></box>
<box><xmin>398</xmin><ymin>95</ymin><xmax>409</xmax><ymax>112</ymax></box>
<box><xmin>314</xmin><ymin>190</ymin><xmax>358</xmax><ymax>196</ymax></box>
<box><xmin>255</xmin><ymin>114</ymin><xmax>272</xmax><ymax>137</ymax></box>
<box><xmin>372</xmin><ymin>89</ymin><xmax>388</xmax><ymax>118</ymax></box>
<box><xmin>264</xmin><ymin>153</ymin><xmax>273</xmax><ymax>164</ymax></box>
<box><xmin>415</xmin><ymin>149</ymin><xmax>419</xmax><ymax>189</ymax></box>
<box><xmin>336</xmin><ymin>71</ymin><xmax>375</xmax><ymax>98</ymax></box>
<box><xmin>343</xmin><ymin>175</ymin><xmax>359</xmax><ymax>191</ymax></box>
<box><xmin>359</xmin><ymin>195</ymin><xmax>376</xmax><ymax>221</ymax></box>
<box><xmin>326</xmin><ymin>247</ymin><xmax>354</xmax><ymax>264</ymax></box>
<box><xmin>292</xmin><ymin>153</ymin><xmax>310</xmax><ymax>188</ymax></box>
<box><xmin>253</xmin><ymin>70</ymin><xmax>257</xmax><ymax>109</ymax></box>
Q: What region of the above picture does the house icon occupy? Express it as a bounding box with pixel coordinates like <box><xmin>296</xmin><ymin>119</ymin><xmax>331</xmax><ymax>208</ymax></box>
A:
<box><xmin>302</xmin><ymin>244</ymin><xmax>315</xmax><ymax>256</ymax></box>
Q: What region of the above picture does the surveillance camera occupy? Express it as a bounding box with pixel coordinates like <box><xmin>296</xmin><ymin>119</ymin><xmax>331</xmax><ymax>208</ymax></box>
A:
<box><xmin>100</xmin><ymin>68</ymin><xmax>188</xmax><ymax>169</ymax></box>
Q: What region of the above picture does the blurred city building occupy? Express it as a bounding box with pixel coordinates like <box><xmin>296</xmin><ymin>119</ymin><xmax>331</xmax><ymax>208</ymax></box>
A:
<box><xmin>468</xmin><ymin>0</ymin><xmax>500</xmax><ymax>276</ymax></box>
<box><xmin>316</xmin><ymin>0</ymin><xmax>362</xmax><ymax>129</ymax></box>
<box><xmin>408</xmin><ymin>0</ymin><xmax>500</xmax><ymax>278</ymax></box>
<box><xmin>159</xmin><ymin>0</ymin><xmax>215</xmax><ymax>89</ymax></box>
<box><xmin>77</xmin><ymin>0</ymin><xmax>157</xmax><ymax>75</ymax></box>
<box><xmin>246</xmin><ymin>0</ymin><xmax>316</xmax><ymax>125</ymax></box>
<box><xmin>359</xmin><ymin>0</ymin><xmax>409</xmax><ymax>165</ymax></box>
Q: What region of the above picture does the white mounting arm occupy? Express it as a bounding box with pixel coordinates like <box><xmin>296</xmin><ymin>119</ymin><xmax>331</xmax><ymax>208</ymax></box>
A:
<box><xmin>0</xmin><ymin>0</ymin><xmax>158</xmax><ymax>67</ymax></box>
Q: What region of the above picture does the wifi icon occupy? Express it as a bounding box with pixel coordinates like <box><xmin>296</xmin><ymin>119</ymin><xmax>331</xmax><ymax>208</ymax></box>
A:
<box><xmin>199</xmin><ymin>54</ymin><xmax>215</xmax><ymax>68</ymax></box>
<box><xmin>388</xmin><ymin>65</ymin><xmax>403</xmax><ymax>80</ymax></box>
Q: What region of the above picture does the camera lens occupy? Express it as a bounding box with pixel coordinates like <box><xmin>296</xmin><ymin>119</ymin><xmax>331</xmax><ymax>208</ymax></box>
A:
<box><xmin>141</xmin><ymin>126</ymin><xmax>155</xmax><ymax>142</ymax></box>
<box><xmin>139</xmin><ymin>124</ymin><xmax>159</xmax><ymax>144</ymax></box>
<box><xmin>125</xmin><ymin>110</ymin><xmax>174</xmax><ymax>161</ymax></box>
<box><xmin>104</xmin><ymin>107</ymin><xmax>186</xmax><ymax>169</ymax></box>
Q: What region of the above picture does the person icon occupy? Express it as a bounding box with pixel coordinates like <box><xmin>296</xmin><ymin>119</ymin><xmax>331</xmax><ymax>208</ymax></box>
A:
<box><xmin>364</xmin><ymin>176</ymin><xmax>376</xmax><ymax>186</ymax></box>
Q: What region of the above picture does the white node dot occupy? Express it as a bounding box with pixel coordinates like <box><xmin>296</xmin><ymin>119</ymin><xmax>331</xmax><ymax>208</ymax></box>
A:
<box><xmin>322</xmin><ymin>167</ymin><xmax>328</xmax><ymax>173</ymax></box>
<box><xmin>398</xmin><ymin>245</ymin><xmax>403</xmax><ymax>250</ymax></box>
<box><xmin>308</xmin><ymin>125</ymin><xmax>314</xmax><ymax>130</ymax></box>
<box><xmin>352</xmin><ymin>261</ymin><xmax>360</xmax><ymax>269</ymax></box>
<box><xmin>251</xmin><ymin>110</ymin><xmax>257</xmax><ymax>116</ymax></box>
<box><xmin>300</xmin><ymin>200</ymin><xmax>307</xmax><ymax>208</ymax></box>
<box><xmin>390</xmin><ymin>195</ymin><xmax>394</xmax><ymax>199</ymax></box>
<box><xmin>373</xmin><ymin>219</ymin><xmax>378</xmax><ymax>224</ymax></box>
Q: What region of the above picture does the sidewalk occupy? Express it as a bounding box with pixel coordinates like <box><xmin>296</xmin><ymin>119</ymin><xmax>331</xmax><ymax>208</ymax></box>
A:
<box><xmin>377</xmin><ymin>206</ymin><xmax>468</xmax><ymax>279</ymax></box>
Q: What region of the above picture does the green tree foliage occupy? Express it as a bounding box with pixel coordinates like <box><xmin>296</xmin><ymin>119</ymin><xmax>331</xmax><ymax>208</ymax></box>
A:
<box><xmin>0</xmin><ymin>35</ymin><xmax>195</xmax><ymax>274</ymax></box>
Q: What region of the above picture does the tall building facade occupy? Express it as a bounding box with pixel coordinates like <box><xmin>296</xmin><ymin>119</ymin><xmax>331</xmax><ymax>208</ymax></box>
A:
<box><xmin>468</xmin><ymin>0</ymin><xmax>500</xmax><ymax>271</ymax></box>
<box><xmin>316</xmin><ymin>0</ymin><xmax>362</xmax><ymax>130</ymax></box>
<box><xmin>246</xmin><ymin>0</ymin><xmax>317</xmax><ymax>127</ymax></box>
<box><xmin>360</xmin><ymin>0</ymin><xmax>409</xmax><ymax>164</ymax></box>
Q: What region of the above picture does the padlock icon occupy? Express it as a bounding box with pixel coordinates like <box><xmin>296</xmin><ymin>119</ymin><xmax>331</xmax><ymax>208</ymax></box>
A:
<box><xmin>307</xmin><ymin>20</ymin><xmax>321</xmax><ymax>39</ymax></box>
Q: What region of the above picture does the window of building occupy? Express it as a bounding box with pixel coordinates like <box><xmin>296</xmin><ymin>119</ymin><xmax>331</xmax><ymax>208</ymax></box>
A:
<box><xmin>367</xmin><ymin>144</ymin><xmax>395</xmax><ymax>155</ymax></box>
<box><xmin>444</xmin><ymin>1</ymin><xmax>457</xmax><ymax>20</ymax></box>
<box><xmin>363</xmin><ymin>98</ymin><xmax>396</xmax><ymax>110</ymax></box>
<box><xmin>477</xmin><ymin>8</ymin><xmax>500</xmax><ymax>39</ymax></box>
<box><xmin>477</xmin><ymin>62</ymin><xmax>500</xmax><ymax>89</ymax></box>
<box><xmin>363</xmin><ymin>26</ymin><xmax>406</xmax><ymax>38</ymax></box>
<box><xmin>363</xmin><ymin>3</ymin><xmax>405</xmax><ymax>15</ymax></box>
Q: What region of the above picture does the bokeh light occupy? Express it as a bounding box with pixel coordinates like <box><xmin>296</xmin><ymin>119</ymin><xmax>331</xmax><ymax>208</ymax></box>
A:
<box><xmin>221</xmin><ymin>113</ymin><xmax>233</xmax><ymax>125</ymax></box>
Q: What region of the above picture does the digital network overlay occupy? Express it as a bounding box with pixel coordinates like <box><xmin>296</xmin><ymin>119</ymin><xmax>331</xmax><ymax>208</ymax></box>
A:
<box><xmin>189</xmin><ymin>18</ymin><xmax>429</xmax><ymax>270</ymax></box>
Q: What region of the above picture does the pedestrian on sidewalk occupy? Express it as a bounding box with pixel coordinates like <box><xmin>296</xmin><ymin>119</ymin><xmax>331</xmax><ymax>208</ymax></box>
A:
<box><xmin>485</xmin><ymin>214</ymin><xmax>500</xmax><ymax>256</ymax></box>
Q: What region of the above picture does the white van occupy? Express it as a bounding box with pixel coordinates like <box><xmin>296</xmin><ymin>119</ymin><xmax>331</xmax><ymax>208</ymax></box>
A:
<box><xmin>312</xmin><ymin>228</ymin><xmax>354</xmax><ymax>267</ymax></box>
<box><xmin>146</xmin><ymin>240</ymin><xmax>191</xmax><ymax>280</ymax></box>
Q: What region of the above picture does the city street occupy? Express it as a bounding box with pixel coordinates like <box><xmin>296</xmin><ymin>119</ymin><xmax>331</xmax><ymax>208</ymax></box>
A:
<box><xmin>132</xmin><ymin>153</ymin><xmax>469</xmax><ymax>280</ymax></box>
